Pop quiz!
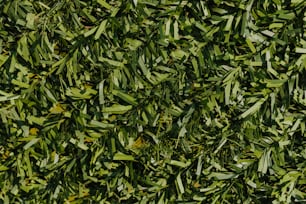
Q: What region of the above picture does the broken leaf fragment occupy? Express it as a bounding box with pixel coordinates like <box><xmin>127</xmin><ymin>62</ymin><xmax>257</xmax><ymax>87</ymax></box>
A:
<box><xmin>66</xmin><ymin>87</ymin><xmax>97</xmax><ymax>99</ymax></box>
<box><xmin>49</xmin><ymin>103</ymin><xmax>65</xmax><ymax>114</ymax></box>
<box><xmin>29</xmin><ymin>128</ymin><xmax>39</xmax><ymax>135</ymax></box>
<box><xmin>102</xmin><ymin>104</ymin><xmax>133</xmax><ymax>114</ymax></box>
<box><xmin>113</xmin><ymin>152</ymin><xmax>134</xmax><ymax>161</ymax></box>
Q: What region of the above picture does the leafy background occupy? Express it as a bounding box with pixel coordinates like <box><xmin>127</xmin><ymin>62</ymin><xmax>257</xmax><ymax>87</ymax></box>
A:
<box><xmin>0</xmin><ymin>0</ymin><xmax>305</xmax><ymax>203</ymax></box>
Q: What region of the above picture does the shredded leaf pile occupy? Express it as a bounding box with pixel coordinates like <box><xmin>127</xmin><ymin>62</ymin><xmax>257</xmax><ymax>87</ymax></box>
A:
<box><xmin>0</xmin><ymin>0</ymin><xmax>305</xmax><ymax>203</ymax></box>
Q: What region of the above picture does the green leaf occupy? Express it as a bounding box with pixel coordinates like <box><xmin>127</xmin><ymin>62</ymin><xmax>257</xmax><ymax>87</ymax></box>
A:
<box><xmin>0</xmin><ymin>54</ymin><xmax>9</xmax><ymax>67</ymax></box>
<box><xmin>17</xmin><ymin>35</ymin><xmax>30</xmax><ymax>62</ymax></box>
<box><xmin>89</xmin><ymin>120</ymin><xmax>115</xmax><ymax>128</ymax></box>
<box><xmin>0</xmin><ymin>165</ymin><xmax>9</xmax><ymax>171</ymax></box>
<box><xmin>169</xmin><ymin>160</ymin><xmax>191</xmax><ymax>168</ymax></box>
<box><xmin>84</xmin><ymin>26</ymin><xmax>98</xmax><ymax>37</ymax></box>
<box><xmin>113</xmin><ymin>152</ymin><xmax>134</xmax><ymax>161</ymax></box>
<box><xmin>102</xmin><ymin>104</ymin><xmax>133</xmax><ymax>114</ymax></box>
<box><xmin>246</xmin><ymin>37</ymin><xmax>256</xmax><ymax>53</ymax></box>
<box><xmin>124</xmin><ymin>38</ymin><xmax>143</xmax><ymax>50</ymax></box>
<box><xmin>26</xmin><ymin>13</ymin><xmax>36</xmax><ymax>29</ymax></box>
<box><xmin>265</xmin><ymin>79</ymin><xmax>287</xmax><ymax>88</ymax></box>
<box><xmin>112</xmin><ymin>89</ymin><xmax>138</xmax><ymax>105</ymax></box>
<box><xmin>97</xmin><ymin>0</ymin><xmax>112</xmax><ymax>10</ymax></box>
<box><xmin>27</xmin><ymin>116</ymin><xmax>46</xmax><ymax>126</ymax></box>
<box><xmin>239</xmin><ymin>98</ymin><xmax>266</xmax><ymax>118</ymax></box>
<box><xmin>208</xmin><ymin>172</ymin><xmax>238</xmax><ymax>180</ymax></box>
<box><xmin>295</xmin><ymin>47</ymin><xmax>306</xmax><ymax>54</ymax></box>
<box><xmin>94</xmin><ymin>20</ymin><xmax>108</xmax><ymax>40</ymax></box>
<box><xmin>66</xmin><ymin>87</ymin><xmax>97</xmax><ymax>99</ymax></box>
<box><xmin>99</xmin><ymin>57</ymin><xmax>125</xmax><ymax>67</ymax></box>
<box><xmin>258</xmin><ymin>149</ymin><xmax>272</xmax><ymax>174</ymax></box>
<box><xmin>176</xmin><ymin>173</ymin><xmax>185</xmax><ymax>194</ymax></box>
<box><xmin>23</xmin><ymin>138</ymin><xmax>40</xmax><ymax>150</ymax></box>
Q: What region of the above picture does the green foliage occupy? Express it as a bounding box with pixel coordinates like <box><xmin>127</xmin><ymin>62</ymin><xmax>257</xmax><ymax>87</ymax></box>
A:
<box><xmin>0</xmin><ymin>0</ymin><xmax>306</xmax><ymax>203</ymax></box>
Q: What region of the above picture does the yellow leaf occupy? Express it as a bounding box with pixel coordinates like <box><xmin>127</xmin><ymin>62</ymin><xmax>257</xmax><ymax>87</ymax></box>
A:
<box><xmin>131</xmin><ymin>137</ymin><xmax>147</xmax><ymax>149</ymax></box>
<box><xmin>84</xmin><ymin>83</ymin><xmax>93</xmax><ymax>89</ymax></box>
<box><xmin>29</xmin><ymin>127</ymin><xmax>39</xmax><ymax>135</ymax></box>
<box><xmin>2</xmin><ymin>150</ymin><xmax>10</xmax><ymax>160</ymax></box>
<box><xmin>66</xmin><ymin>195</ymin><xmax>77</xmax><ymax>202</ymax></box>
<box><xmin>84</xmin><ymin>138</ymin><xmax>94</xmax><ymax>143</ymax></box>
<box><xmin>109</xmin><ymin>115</ymin><xmax>117</xmax><ymax>122</ymax></box>
<box><xmin>28</xmin><ymin>73</ymin><xmax>41</xmax><ymax>80</ymax></box>
<box><xmin>193</xmin><ymin>182</ymin><xmax>201</xmax><ymax>188</ymax></box>
<box><xmin>49</xmin><ymin>103</ymin><xmax>65</xmax><ymax>114</ymax></box>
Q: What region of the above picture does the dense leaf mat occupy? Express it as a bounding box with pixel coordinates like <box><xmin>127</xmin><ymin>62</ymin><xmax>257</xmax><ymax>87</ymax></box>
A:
<box><xmin>0</xmin><ymin>0</ymin><xmax>306</xmax><ymax>203</ymax></box>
